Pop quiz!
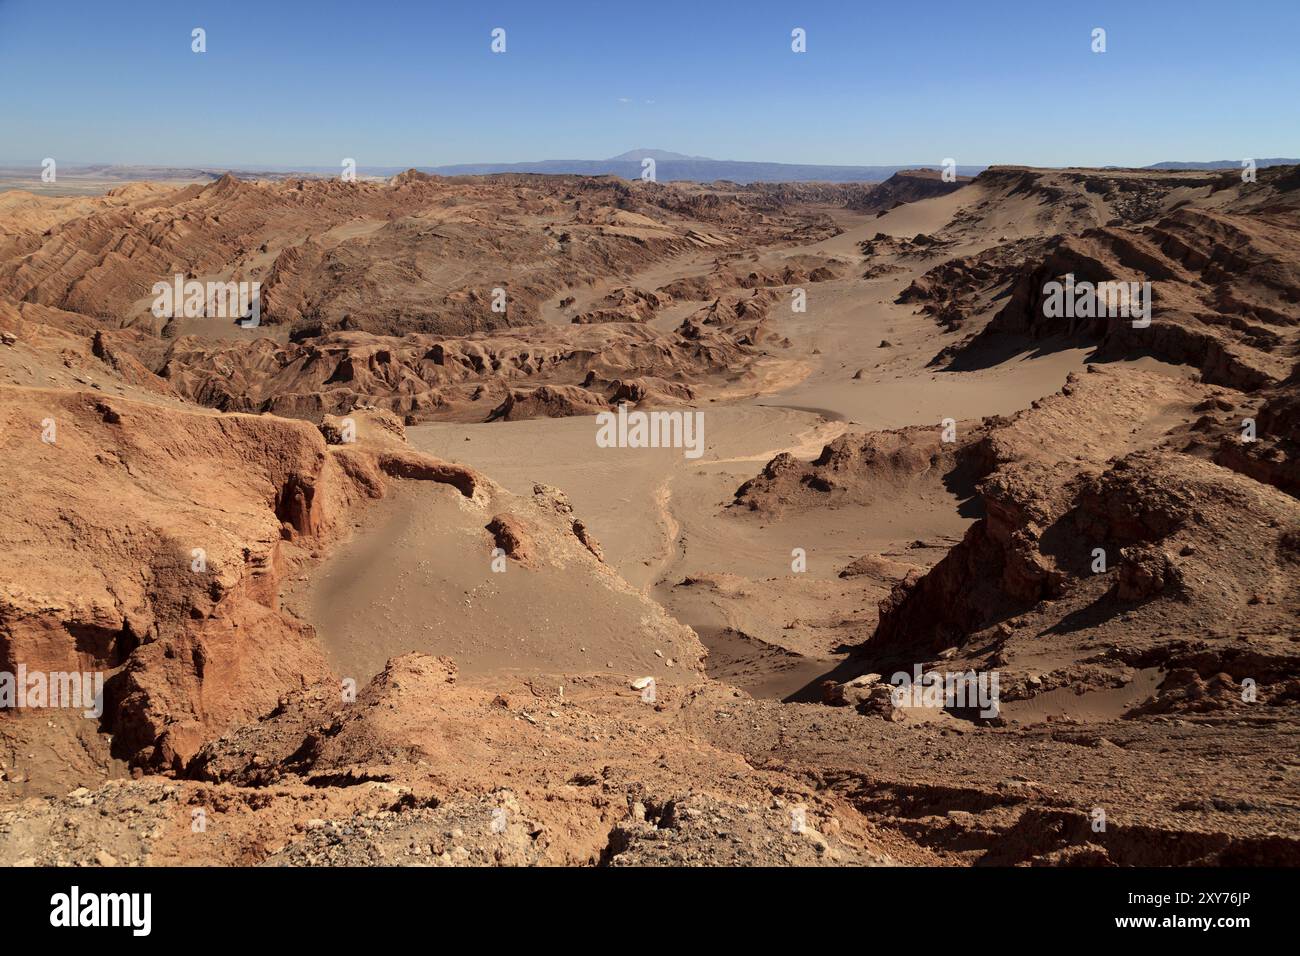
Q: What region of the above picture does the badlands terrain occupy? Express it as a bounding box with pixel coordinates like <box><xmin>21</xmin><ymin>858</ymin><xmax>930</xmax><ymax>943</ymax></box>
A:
<box><xmin>0</xmin><ymin>162</ymin><xmax>1297</xmax><ymax>866</ymax></box>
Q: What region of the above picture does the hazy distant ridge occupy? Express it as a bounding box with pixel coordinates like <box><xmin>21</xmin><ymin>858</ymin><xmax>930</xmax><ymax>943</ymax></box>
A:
<box><xmin>424</xmin><ymin>152</ymin><xmax>986</xmax><ymax>184</ymax></box>
<box><xmin>1144</xmin><ymin>158</ymin><xmax>1299</xmax><ymax>170</ymax></box>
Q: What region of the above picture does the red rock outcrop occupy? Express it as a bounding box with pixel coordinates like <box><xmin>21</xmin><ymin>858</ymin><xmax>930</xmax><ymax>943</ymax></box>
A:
<box><xmin>0</xmin><ymin>388</ymin><xmax>478</xmax><ymax>769</ymax></box>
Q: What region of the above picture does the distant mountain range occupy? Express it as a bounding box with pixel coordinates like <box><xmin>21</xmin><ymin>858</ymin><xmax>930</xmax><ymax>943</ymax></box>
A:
<box><xmin>1143</xmin><ymin>159</ymin><xmax>1299</xmax><ymax>170</ymax></box>
<box><xmin>0</xmin><ymin>154</ymin><xmax>985</xmax><ymax>186</ymax></box>
<box><xmin>419</xmin><ymin>150</ymin><xmax>986</xmax><ymax>184</ymax></box>
<box><xmin>4</xmin><ymin>153</ymin><xmax>1298</xmax><ymax>188</ymax></box>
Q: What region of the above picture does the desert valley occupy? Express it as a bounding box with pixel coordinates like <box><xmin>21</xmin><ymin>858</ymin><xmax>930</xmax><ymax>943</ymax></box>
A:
<box><xmin>0</xmin><ymin>157</ymin><xmax>1296</xmax><ymax>868</ymax></box>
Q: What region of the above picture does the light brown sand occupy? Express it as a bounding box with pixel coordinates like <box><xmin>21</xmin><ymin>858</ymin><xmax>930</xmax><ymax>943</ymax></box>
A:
<box><xmin>307</xmin><ymin>185</ymin><xmax>1096</xmax><ymax>694</ymax></box>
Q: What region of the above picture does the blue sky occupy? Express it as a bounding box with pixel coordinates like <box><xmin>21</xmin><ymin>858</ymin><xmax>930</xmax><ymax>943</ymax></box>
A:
<box><xmin>1</xmin><ymin>0</ymin><xmax>1296</xmax><ymax>168</ymax></box>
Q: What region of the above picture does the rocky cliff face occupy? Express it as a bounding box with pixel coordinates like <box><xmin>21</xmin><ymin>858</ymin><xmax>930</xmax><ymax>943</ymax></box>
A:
<box><xmin>0</xmin><ymin>391</ymin><xmax>484</xmax><ymax>769</ymax></box>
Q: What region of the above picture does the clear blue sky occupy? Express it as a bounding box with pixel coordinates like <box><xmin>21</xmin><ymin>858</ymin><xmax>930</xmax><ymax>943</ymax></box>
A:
<box><xmin>2</xmin><ymin>0</ymin><xmax>1296</xmax><ymax>168</ymax></box>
